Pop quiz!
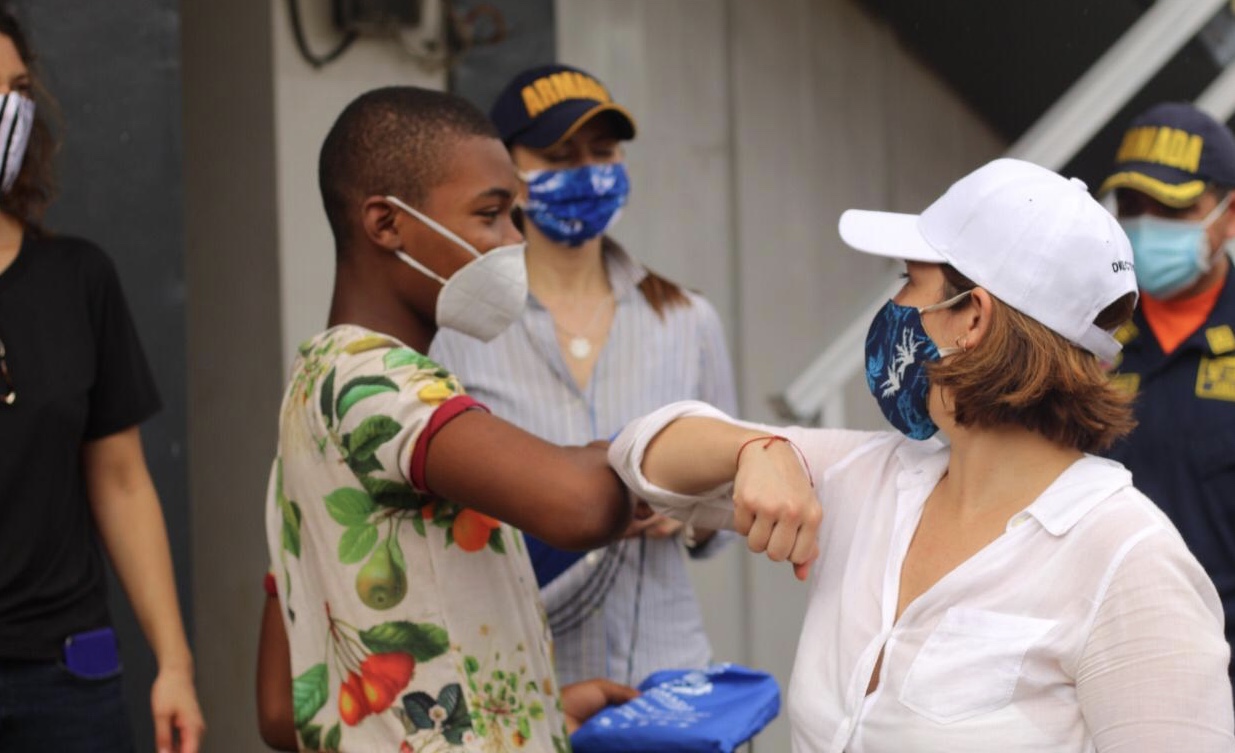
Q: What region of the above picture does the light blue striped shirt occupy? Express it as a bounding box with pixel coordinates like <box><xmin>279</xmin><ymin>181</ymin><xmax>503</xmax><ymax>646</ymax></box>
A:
<box><xmin>429</xmin><ymin>240</ymin><xmax>738</xmax><ymax>686</ymax></box>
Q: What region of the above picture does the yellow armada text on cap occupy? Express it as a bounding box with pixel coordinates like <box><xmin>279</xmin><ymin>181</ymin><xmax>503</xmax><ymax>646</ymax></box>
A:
<box><xmin>522</xmin><ymin>72</ymin><xmax>610</xmax><ymax>118</ymax></box>
<box><xmin>1115</xmin><ymin>126</ymin><xmax>1203</xmax><ymax>173</ymax></box>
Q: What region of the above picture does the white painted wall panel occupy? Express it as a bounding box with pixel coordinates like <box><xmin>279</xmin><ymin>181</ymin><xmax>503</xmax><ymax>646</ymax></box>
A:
<box><xmin>272</xmin><ymin>2</ymin><xmax>446</xmax><ymax>371</ymax></box>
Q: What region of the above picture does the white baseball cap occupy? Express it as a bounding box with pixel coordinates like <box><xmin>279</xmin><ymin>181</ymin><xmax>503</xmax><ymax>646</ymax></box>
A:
<box><xmin>838</xmin><ymin>158</ymin><xmax>1137</xmax><ymax>362</ymax></box>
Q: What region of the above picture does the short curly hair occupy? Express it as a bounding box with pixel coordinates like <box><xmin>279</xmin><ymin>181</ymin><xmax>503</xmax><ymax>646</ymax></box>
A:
<box><xmin>318</xmin><ymin>86</ymin><xmax>498</xmax><ymax>251</ymax></box>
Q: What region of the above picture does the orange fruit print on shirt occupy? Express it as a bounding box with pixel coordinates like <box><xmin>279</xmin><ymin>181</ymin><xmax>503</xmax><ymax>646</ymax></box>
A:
<box><xmin>339</xmin><ymin>670</ymin><xmax>371</xmax><ymax>726</ymax></box>
<box><xmin>452</xmin><ymin>509</ymin><xmax>501</xmax><ymax>552</ymax></box>
<box><xmin>360</xmin><ymin>652</ymin><xmax>416</xmax><ymax>712</ymax></box>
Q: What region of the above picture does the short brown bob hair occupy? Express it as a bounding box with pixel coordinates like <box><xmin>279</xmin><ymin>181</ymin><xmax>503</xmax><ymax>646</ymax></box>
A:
<box><xmin>927</xmin><ymin>265</ymin><xmax>1138</xmax><ymax>453</ymax></box>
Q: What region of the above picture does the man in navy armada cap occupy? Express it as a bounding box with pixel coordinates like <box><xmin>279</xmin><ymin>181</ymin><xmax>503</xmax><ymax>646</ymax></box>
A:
<box><xmin>1100</xmin><ymin>102</ymin><xmax>1235</xmax><ymax>696</ymax></box>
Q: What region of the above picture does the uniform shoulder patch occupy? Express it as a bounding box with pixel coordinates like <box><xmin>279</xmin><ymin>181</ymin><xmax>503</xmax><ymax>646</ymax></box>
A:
<box><xmin>1196</xmin><ymin>355</ymin><xmax>1235</xmax><ymax>402</ymax></box>
<box><xmin>1204</xmin><ymin>324</ymin><xmax>1235</xmax><ymax>355</ymax></box>
<box><xmin>1110</xmin><ymin>372</ymin><xmax>1140</xmax><ymax>395</ymax></box>
<box><xmin>1114</xmin><ymin>321</ymin><xmax>1139</xmax><ymax>345</ymax></box>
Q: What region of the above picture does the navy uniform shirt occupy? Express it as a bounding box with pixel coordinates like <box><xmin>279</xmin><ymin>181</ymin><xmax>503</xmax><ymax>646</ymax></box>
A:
<box><xmin>1107</xmin><ymin>272</ymin><xmax>1235</xmax><ymax>685</ymax></box>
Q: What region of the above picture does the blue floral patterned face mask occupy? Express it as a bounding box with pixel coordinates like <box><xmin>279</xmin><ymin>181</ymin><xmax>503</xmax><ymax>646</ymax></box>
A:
<box><xmin>864</xmin><ymin>291</ymin><xmax>970</xmax><ymax>440</ymax></box>
<box><xmin>520</xmin><ymin>163</ymin><xmax>630</xmax><ymax>246</ymax></box>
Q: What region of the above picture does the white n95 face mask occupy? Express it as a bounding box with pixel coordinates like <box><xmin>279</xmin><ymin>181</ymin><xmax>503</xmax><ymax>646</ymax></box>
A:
<box><xmin>0</xmin><ymin>93</ymin><xmax>34</xmax><ymax>193</ymax></box>
<box><xmin>385</xmin><ymin>195</ymin><xmax>528</xmax><ymax>342</ymax></box>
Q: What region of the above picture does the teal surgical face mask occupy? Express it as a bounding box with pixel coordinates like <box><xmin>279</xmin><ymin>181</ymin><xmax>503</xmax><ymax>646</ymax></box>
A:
<box><xmin>1119</xmin><ymin>193</ymin><xmax>1233</xmax><ymax>299</ymax></box>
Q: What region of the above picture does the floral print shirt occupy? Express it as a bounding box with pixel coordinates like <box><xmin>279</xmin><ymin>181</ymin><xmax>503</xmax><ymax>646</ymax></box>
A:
<box><xmin>267</xmin><ymin>325</ymin><xmax>570</xmax><ymax>753</ymax></box>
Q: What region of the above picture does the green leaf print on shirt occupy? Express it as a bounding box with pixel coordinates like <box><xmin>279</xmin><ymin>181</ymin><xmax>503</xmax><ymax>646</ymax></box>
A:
<box><xmin>360</xmin><ymin>620</ymin><xmax>450</xmax><ymax>662</ymax></box>
<box><xmin>338</xmin><ymin>523</ymin><xmax>379</xmax><ymax>564</ymax></box>
<box><xmin>336</xmin><ymin>375</ymin><xmax>398</xmax><ymax>420</ymax></box>
<box><xmin>402</xmin><ymin>682</ymin><xmax>475</xmax><ymax>746</ymax></box>
<box><xmin>324</xmin><ymin>485</ymin><xmax>423</xmax><ymax>609</ymax></box>
<box><xmin>323</xmin><ymin>723</ymin><xmax>341</xmax><ymax>752</ymax></box>
<box><xmin>487</xmin><ymin>527</ymin><xmax>506</xmax><ymax>555</ymax></box>
<box><xmin>360</xmin><ymin>475</ymin><xmax>426</xmax><ymax>510</ymax></box>
<box><xmin>276</xmin><ymin>458</ymin><xmax>302</xmax><ymax>620</ymax></box>
<box><xmin>299</xmin><ymin>723</ymin><xmax>322</xmax><ymax>750</ymax></box>
<box><xmin>344</xmin><ymin>415</ymin><xmax>401</xmax><ymax>473</ymax></box>
<box><xmin>324</xmin><ymin>488</ymin><xmax>377</xmax><ymax>526</ymax></box>
<box><xmin>292</xmin><ymin>335</ymin><xmax>341</xmax><ymax>408</ymax></box>
<box><xmin>325</xmin><ymin>491</ymin><xmax>420</xmax><ymax>608</ymax></box>
<box><xmin>320</xmin><ymin>367</ymin><xmax>336</xmax><ymax>429</ymax></box>
<box><xmin>293</xmin><ymin>663</ymin><xmax>329</xmax><ymax>728</ymax></box>
<box><xmin>281</xmin><ymin>500</ymin><xmax>302</xmax><ymax>558</ymax></box>
<box><xmin>384</xmin><ymin>347</ymin><xmax>439</xmax><ymax>371</ymax></box>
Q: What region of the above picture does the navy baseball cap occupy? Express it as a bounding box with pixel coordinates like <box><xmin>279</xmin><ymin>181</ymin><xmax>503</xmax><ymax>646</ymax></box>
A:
<box><xmin>489</xmin><ymin>64</ymin><xmax>636</xmax><ymax>148</ymax></box>
<box><xmin>1099</xmin><ymin>102</ymin><xmax>1235</xmax><ymax>208</ymax></box>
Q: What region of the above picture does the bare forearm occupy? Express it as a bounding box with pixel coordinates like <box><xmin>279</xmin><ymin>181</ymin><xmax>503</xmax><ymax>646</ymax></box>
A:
<box><xmin>85</xmin><ymin>428</ymin><xmax>205</xmax><ymax>753</ymax></box>
<box><xmin>257</xmin><ymin>594</ymin><xmax>298</xmax><ymax>751</ymax></box>
<box><xmin>642</xmin><ymin>417</ymin><xmax>765</xmax><ymax>494</ymax></box>
<box><xmin>91</xmin><ymin>481</ymin><xmax>193</xmax><ymax>670</ymax></box>
<box><xmin>425</xmin><ymin>411</ymin><xmax>632</xmax><ymax>549</ymax></box>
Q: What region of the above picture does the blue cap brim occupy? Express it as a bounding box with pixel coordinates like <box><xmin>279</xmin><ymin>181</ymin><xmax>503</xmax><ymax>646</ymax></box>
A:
<box><xmin>508</xmin><ymin>101</ymin><xmax>636</xmax><ymax>149</ymax></box>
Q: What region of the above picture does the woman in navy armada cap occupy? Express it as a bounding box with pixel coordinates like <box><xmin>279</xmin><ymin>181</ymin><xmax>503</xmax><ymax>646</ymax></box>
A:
<box><xmin>430</xmin><ymin>63</ymin><xmax>740</xmax><ymax>687</ymax></box>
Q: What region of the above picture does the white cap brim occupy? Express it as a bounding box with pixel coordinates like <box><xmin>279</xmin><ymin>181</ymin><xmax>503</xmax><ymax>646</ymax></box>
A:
<box><xmin>838</xmin><ymin>209</ymin><xmax>946</xmax><ymax>264</ymax></box>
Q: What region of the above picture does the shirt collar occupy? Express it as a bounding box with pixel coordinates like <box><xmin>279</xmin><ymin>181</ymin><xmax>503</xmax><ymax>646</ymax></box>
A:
<box><xmin>893</xmin><ymin>439</ymin><xmax>1134</xmax><ymax>536</ymax></box>
<box><xmin>1015</xmin><ymin>455</ymin><xmax>1133</xmax><ymax>535</ymax></box>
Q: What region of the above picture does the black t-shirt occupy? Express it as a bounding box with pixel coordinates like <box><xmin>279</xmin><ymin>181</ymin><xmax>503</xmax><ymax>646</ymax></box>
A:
<box><xmin>0</xmin><ymin>233</ymin><xmax>160</xmax><ymax>659</ymax></box>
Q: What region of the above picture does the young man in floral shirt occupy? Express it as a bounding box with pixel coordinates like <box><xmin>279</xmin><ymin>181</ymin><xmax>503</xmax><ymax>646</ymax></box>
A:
<box><xmin>259</xmin><ymin>87</ymin><xmax>638</xmax><ymax>752</ymax></box>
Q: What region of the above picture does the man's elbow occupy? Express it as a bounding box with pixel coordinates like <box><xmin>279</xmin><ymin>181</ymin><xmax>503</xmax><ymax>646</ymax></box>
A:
<box><xmin>543</xmin><ymin>469</ymin><xmax>631</xmax><ymax>550</ymax></box>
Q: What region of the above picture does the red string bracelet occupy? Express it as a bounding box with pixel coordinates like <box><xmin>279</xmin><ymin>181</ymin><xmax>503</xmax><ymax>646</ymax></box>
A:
<box><xmin>735</xmin><ymin>435</ymin><xmax>815</xmax><ymax>487</ymax></box>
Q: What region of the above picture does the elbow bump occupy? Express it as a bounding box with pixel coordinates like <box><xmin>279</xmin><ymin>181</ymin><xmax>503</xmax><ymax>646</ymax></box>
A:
<box><xmin>537</xmin><ymin>477</ymin><xmax>629</xmax><ymax>550</ymax></box>
<box><xmin>575</xmin><ymin>500</ymin><xmax>630</xmax><ymax>549</ymax></box>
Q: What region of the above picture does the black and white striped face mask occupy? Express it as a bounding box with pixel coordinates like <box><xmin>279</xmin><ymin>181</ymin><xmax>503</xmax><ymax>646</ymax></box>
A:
<box><xmin>0</xmin><ymin>92</ymin><xmax>34</xmax><ymax>193</ymax></box>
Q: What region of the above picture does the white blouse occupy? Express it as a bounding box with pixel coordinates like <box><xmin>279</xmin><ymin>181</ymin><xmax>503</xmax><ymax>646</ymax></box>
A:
<box><xmin>609</xmin><ymin>401</ymin><xmax>1234</xmax><ymax>753</ymax></box>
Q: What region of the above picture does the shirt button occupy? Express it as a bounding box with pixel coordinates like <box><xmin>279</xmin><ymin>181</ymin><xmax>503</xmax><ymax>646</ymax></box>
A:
<box><xmin>585</xmin><ymin>550</ymin><xmax>602</xmax><ymax>567</ymax></box>
<box><xmin>838</xmin><ymin>715</ymin><xmax>852</xmax><ymax>736</ymax></box>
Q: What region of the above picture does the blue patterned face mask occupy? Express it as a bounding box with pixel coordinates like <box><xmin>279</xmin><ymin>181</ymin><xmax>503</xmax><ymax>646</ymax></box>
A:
<box><xmin>864</xmin><ymin>291</ymin><xmax>970</xmax><ymax>440</ymax></box>
<box><xmin>521</xmin><ymin>163</ymin><xmax>630</xmax><ymax>246</ymax></box>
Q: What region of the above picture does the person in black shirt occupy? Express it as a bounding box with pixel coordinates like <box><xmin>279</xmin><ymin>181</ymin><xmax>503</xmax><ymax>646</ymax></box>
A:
<box><xmin>0</xmin><ymin>10</ymin><xmax>204</xmax><ymax>752</ymax></box>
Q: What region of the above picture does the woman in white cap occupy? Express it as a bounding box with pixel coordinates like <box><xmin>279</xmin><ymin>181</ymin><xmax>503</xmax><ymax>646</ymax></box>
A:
<box><xmin>608</xmin><ymin>158</ymin><xmax>1233</xmax><ymax>751</ymax></box>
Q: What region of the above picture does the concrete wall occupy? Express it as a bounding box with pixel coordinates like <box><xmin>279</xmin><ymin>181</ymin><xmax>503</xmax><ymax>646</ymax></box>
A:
<box><xmin>270</xmin><ymin>2</ymin><xmax>445</xmax><ymax>371</ymax></box>
<box><xmin>184</xmin><ymin>1</ymin><xmax>442</xmax><ymax>748</ymax></box>
<box><xmin>556</xmin><ymin>1</ymin><xmax>1004</xmax><ymax>749</ymax></box>
<box><xmin>182</xmin><ymin>0</ymin><xmax>281</xmax><ymax>749</ymax></box>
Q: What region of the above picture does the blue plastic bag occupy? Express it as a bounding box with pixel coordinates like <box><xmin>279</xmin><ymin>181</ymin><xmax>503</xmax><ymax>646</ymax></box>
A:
<box><xmin>571</xmin><ymin>664</ymin><xmax>781</xmax><ymax>753</ymax></box>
